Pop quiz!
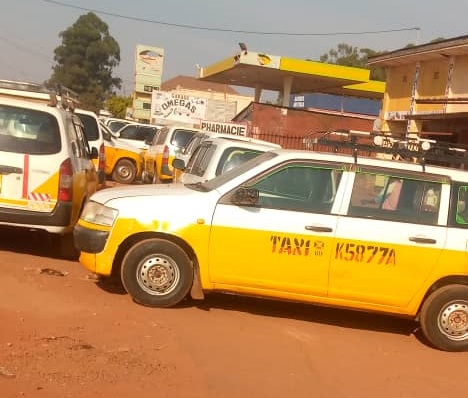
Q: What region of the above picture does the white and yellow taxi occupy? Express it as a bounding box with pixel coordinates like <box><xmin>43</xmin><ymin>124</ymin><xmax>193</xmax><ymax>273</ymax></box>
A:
<box><xmin>100</xmin><ymin>123</ymin><xmax>144</xmax><ymax>184</ymax></box>
<box><xmin>74</xmin><ymin>142</ymin><xmax>468</xmax><ymax>351</ymax></box>
<box><xmin>0</xmin><ymin>82</ymin><xmax>99</xmax><ymax>258</ymax></box>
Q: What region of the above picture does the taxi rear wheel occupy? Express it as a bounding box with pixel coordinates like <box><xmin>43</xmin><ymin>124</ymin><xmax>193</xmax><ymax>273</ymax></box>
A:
<box><xmin>121</xmin><ymin>239</ymin><xmax>193</xmax><ymax>307</ymax></box>
<box><xmin>112</xmin><ymin>159</ymin><xmax>136</xmax><ymax>184</ymax></box>
<box><xmin>420</xmin><ymin>284</ymin><xmax>468</xmax><ymax>351</ymax></box>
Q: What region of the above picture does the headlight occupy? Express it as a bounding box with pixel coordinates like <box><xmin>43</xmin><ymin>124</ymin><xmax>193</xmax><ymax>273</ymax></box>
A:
<box><xmin>80</xmin><ymin>201</ymin><xmax>118</xmax><ymax>227</ymax></box>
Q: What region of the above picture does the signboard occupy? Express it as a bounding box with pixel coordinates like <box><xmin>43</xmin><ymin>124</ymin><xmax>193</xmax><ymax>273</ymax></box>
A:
<box><xmin>135</xmin><ymin>45</ymin><xmax>164</xmax><ymax>76</ymax></box>
<box><xmin>235</xmin><ymin>51</ymin><xmax>281</xmax><ymax>69</ymax></box>
<box><xmin>151</xmin><ymin>91</ymin><xmax>207</xmax><ymax>124</ymax></box>
<box><xmin>199</xmin><ymin>120</ymin><xmax>247</xmax><ymax>136</ymax></box>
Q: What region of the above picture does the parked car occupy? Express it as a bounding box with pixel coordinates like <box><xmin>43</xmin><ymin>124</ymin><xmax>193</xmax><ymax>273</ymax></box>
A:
<box><xmin>0</xmin><ymin>81</ymin><xmax>99</xmax><ymax>259</ymax></box>
<box><xmin>173</xmin><ymin>136</ymin><xmax>281</xmax><ymax>184</ymax></box>
<box><xmin>75</xmin><ymin>136</ymin><xmax>468</xmax><ymax>352</ymax></box>
<box><xmin>113</xmin><ymin>123</ymin><xmax>161</xmax><ymax>150</ymax></box>
<box><xmin>142</xmin><ymin>125</ymin><xmax>203</xmax><ymax>183</ymax></box>
<box><xmin>75</xmin><ymin>109</ymin><xmax>106</xmax><ymax>186</ymax></box>
<box><xmin>100</xmin><ymin>123</ymin><xmax>143</xmax><ymax>184</ymax></box>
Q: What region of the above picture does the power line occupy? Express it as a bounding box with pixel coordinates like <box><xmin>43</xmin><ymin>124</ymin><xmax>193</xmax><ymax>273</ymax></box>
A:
<box><xmin>41</xmin><ymin>0</ymin><xmax>420</xmax><ymax>37</ymax></box>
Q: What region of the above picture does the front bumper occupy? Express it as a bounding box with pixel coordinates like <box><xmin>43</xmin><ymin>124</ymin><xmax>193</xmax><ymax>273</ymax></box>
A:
<box><xmin>73</xmin><ymin>224</ymin><xmax>109</xmax><ymax>253</ymax></box>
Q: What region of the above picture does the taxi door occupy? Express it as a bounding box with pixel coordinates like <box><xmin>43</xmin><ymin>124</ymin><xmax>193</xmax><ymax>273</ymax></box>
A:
<box><xmin>328</xmin><ymin>169</ymin><xmax>449</xmax><ymax>309</ymax></box>
<box><xmin>208</xmin><ymin>162</ymin><xmax>347</xmax><ymax>297</ymax></box>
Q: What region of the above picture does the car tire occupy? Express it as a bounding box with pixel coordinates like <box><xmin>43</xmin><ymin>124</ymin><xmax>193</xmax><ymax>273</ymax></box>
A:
<box><xmin>420</xmin><ymin>284</ymin><xmax>468</xmax><ymax>351</ymax></box>
<box><xmin>120</xmin><ymin>239</ymin><xmax>193</xmax><ymax>307</ymax></box>
<box><xmin>112</xmin><ymin>159</ymin><xmax>136</xmax><ymax>184</ymax></box>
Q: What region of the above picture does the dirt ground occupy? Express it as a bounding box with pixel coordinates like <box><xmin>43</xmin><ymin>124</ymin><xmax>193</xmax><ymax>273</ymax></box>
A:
<box><xmin>1</xmin><ymin>227</ymin><xmax>467</xmax><ymax>398</ymax></box>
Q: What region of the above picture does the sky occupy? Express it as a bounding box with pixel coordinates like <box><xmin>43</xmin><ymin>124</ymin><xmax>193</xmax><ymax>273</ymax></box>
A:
<box><xmin>1</xmin><ymin>0</ymin><xmax>467</xmax><ymax>98</ymax></box>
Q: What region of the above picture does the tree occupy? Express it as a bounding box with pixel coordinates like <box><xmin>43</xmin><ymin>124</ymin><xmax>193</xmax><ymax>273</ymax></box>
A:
<box><xmin>105</xmin><ymin>95</ymin><xmax>133</xmax><ymax>119</ymax></box>
<box><xmin>320</xmin><ymin>43</ymin><xmax>386</xmax><ymax>81</ymax></box>
<box><xmin>48</xmin><ymin>12</ymin><xmax>121</xmax><ymax>113</ymax></box>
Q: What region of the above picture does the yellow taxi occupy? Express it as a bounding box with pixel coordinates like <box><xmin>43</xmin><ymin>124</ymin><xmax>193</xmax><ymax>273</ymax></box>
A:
<box><xmin>100</xmin><ymin>123</ymin><xmax>144</xmax><ymax>184</ymax></box>
<box><xmin>74</xmin><ymin>135</ymin><xmax>468</xmax><ymax>351</ymax></box>
<box><xmin>142</xmin><ymin>125</ymin><xmax>203</xmax><ymax>183</ymax></box>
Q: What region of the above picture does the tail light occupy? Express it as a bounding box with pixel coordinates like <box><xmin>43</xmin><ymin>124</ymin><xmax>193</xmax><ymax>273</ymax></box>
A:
<box><xmin>98</xmin><ymin>143</ymin><xmax>106</xmax><ymax>172</ymax></box>
<box><xmin>58</xmin><ymin>158</ymin><xmax>73</xmax><ymax>202</ymax></box>
<box><xmin>162</xmin><ymin>145</ymin><xmax>169</xmax><ymax>168</ymax></box>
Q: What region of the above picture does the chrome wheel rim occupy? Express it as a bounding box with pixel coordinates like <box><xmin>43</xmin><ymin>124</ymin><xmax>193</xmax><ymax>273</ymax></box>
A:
<box><xmin>136</xmin><ymin>254</ymin><xmax>180</xmax><ymax>296</ymax></box>
<box><xmin>117</xmin><ymin>164</ymin><xmax>132</xmax><ymax>179</ymax></box>
<box><xmin>438</xmin><ymin>300</ymin><xmax>468</xmax><ymax>341</ymax></box>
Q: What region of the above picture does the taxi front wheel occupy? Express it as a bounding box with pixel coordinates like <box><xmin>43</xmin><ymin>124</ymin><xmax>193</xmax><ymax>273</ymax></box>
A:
<box><xmin>120</xmin><ymin>238</ymin><xmax>193</xmax><ymax>308</ymax></box>
<box><xmin>420</xmin><ymin>284</ymin><xmax>468</xmax><ymax>352</ymax></box>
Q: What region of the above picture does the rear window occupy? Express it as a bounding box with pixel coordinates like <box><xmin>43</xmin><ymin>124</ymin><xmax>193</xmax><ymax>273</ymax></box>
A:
<box><xmin>77</xmin><ymin>113</ymin><xmax>99</xmax><ymax>142</ymax></box>
<box><xmin>171</xmin><ymin>129</ymin><xmax>197</xmax><ymax>149</ymax></box>
<box><xmin>0</xmin><ymin>105</ymin><xmax>61</xmax><ymax>155</ymax></box>
<box><xmin>216</xmin><ymin>148</ymin><xmax>264</xmax><ymax>175</ymax></box>
<box><xmin>185</xmin><ymin>143</ymin><xmax>217</xmax><ymax>176</ymax></box>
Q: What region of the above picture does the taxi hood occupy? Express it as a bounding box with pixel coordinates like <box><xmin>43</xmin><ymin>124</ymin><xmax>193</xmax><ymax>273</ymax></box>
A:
<box><xmin>90</xmin><ymin>183</ymin><xmax>189</xmax><ymax>205</ymax></box>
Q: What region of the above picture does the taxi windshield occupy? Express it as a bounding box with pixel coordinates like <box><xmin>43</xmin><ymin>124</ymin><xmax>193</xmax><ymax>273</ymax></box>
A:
<box><xmin>185</xmin><ymin>151</ymin><xmax>278</xmax><ymax>192</ymax></box>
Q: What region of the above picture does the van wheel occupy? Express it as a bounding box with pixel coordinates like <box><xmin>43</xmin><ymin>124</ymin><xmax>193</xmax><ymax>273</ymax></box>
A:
<box><xmin>121</xmin><ymin>239</ymin><xmax>193</xmax><ymax>308</ymax></box>
<box><xmin>420</xmin><ymin>284</ymin><xmax>468</xmax><ymax>351</ymax></box>
<box><xmin>112</xmin><ymin>159</ymin><xmax>136</xmax><ymax>184</ymax></box>
<box><xmin>51</xmin><ymin>233</ymin><xmax>79</xmax><ymax>261</ymax></box>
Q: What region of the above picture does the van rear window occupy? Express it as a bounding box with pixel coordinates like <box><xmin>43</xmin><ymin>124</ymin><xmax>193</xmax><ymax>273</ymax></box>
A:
<box><xmin>77</xmin><ymin>113</ymin><xmax>99</xmax><ymax>141</ymax></box>
<box><xmin>0</xmin><ymin>105</ymin><xmax>61</xmax><ymax>155</ymax></box>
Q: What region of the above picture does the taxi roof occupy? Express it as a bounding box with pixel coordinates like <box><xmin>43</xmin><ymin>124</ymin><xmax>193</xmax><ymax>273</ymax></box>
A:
<box><xmin>199</xmin><ymin>50</ymin><xmax>385</xmax><ymax>99</ymax></box>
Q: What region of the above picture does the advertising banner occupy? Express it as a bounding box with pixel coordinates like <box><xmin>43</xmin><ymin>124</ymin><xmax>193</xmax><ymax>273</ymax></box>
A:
<box><xmin>151</xmin><ymin>91</ymin><xmax>207</xmax><ymax>124</ymax></box>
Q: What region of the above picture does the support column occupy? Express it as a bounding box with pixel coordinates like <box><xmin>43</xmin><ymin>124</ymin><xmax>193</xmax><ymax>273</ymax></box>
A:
<box><xmin>254</xmin><ymin>84</ymin><xmax>262</xmax><ymax>103</ymax></box>
<box><xmin>281</xmin><ymin>75</ymin><xmax>293</xmax><ymax>107</ymax></box>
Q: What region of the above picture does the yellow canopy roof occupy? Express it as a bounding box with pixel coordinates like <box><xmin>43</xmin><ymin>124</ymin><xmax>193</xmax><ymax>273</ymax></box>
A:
<box><xmin>199</xmin><ymin>51</ymin><xmax>385</xmax><ymax>99</ymax></box>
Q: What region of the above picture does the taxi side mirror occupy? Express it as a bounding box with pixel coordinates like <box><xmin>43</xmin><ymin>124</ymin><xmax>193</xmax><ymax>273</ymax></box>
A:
<box><xmin>172</xmin><ymin>158</ymin><xmax>186</xmax><ymax>171</ymax></box>
<box><xmin>231</xmin><ymin>187</ymin><xmax>259</xmax><ymax>206</ymax></box>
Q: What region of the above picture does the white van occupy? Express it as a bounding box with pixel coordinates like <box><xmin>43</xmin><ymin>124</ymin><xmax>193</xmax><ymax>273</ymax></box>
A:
<box><xmin>0</xmin><ymin>84</ymin><xmax>99</xmax><ymax>258</ymax></box>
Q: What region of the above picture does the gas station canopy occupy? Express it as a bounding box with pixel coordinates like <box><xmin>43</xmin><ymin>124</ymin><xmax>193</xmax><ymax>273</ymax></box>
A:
<box><xmin>198</xmin><ymin>49</ymin><xmax>385</xmax><ymax>104</ymax></box>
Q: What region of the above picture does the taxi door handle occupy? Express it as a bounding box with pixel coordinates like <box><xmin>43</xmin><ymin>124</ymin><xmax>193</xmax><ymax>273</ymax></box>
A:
<box><xmin>305</xmin><ymin>225</ymin><xmax>333</xmax><ymax>233</ymax></box>
<box><xmin>409</xmin><ymin>236</ymin><xmax>437</xmax><ymax>244</ymax></box>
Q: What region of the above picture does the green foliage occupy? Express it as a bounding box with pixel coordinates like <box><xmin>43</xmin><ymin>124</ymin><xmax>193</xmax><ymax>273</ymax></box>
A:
<box><xmin>47</xmin><ymin>12</ymin><xmax>121</xmax><ymax>113</ymax></box>
<box><xmin>319</xmin><ymin>43</ymin><xmax>386</xmax><ymax>81</ymax></box>
<box><xmin>106</xmin><ymin>95</ymin><xmax>132</xmax><ymax>119</ymax></box>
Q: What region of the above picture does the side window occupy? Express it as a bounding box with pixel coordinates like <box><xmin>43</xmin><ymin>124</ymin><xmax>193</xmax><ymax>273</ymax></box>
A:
<box><xmin>454</xmin><ymin>185</ymin><xmax>468</xmax><ymax>227</ymax></box>
<box><xmin>348</xmin><ymin>170</ymin><xmax>442</xmax><ymax>225</ymax></box>
<box><xmin>249</xmin><ymin>163</ymin><xmax>343</xmax><ymax>213</ymax></box>
<box><xmin>137</xmin><ymin>127</ymin><xmax>155</xmax><ymax>141</ymax></box>
<box><xmin>71</xmin><ymin>118</ymin><xmax>91</xmax><ymax>159</ymax></box>
<box><xmin>119</xmin><ymin>125</ymin><xmax>138</xmax><ymax>139</ymax></box>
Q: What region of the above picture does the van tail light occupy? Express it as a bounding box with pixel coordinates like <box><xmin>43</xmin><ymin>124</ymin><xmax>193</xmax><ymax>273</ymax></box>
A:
<box><xmin>98</xmin><ymin>143</ymin><xmax>106</xmax><ymax>172</ymax></box>
<box><xmin>162</xmin><ymin>145</ymin><xmax>169</xmax><ymax>167</ymax></box>
<box><xmin>58</xmin><ymin>158</ymin><xmax>73</xmax><ymax>202</ymax></box>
